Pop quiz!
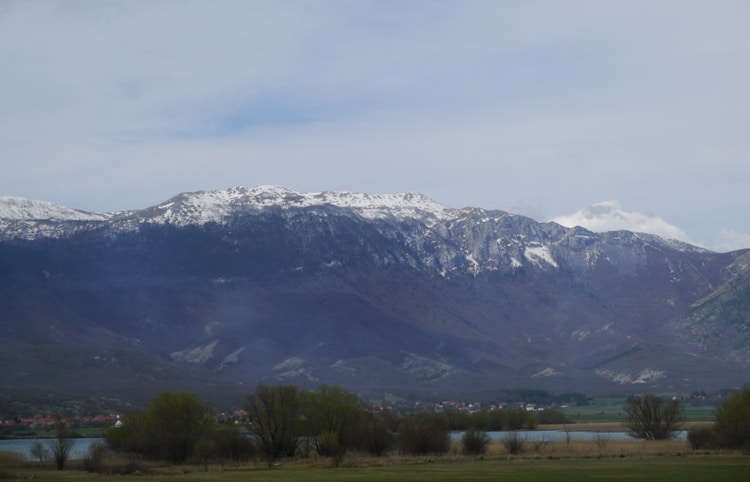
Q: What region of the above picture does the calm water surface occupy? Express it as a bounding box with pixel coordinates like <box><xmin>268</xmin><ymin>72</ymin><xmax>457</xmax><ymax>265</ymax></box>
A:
<box><xmin>0</xmin><ymin>437</ymin><xmax>102</xmax><ymax>460</ymax></box>
<box><xmin>1</xmin><ymin>430</ymin><xmax>688</xmax><ymax>460</ymax></box>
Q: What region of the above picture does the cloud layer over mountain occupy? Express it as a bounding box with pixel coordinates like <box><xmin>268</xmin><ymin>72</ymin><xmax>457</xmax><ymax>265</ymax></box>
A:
<box><xmin>1</xmin><ymin>1</ymin><xmax>749</xmax><ymax>251</ymax></box>
<box><xmin>552</xmin><ymin>201</ymin><xmax>695</xmax><ymax>246</ymax></box>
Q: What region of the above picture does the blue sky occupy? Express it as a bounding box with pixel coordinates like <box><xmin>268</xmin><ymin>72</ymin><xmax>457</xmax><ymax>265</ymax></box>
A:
<box><xmin>1</xmin><ymin>0</ymin><xmax>749</xmax><ymax>251</ymax></box>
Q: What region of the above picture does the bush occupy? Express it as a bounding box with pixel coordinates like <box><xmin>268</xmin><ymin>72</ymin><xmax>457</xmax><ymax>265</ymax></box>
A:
<box><xmin>505</xmin><ymin>408</ymin><xmax>537</xmax><ymax>430</ymax></box>
<box><xmin>301</xmin><ymin>385</ymin><xmax>364</xmax><ymax>466</ymax></box>
<box><xmin>536</xmin><ymin>408</ymin><xmax>569</xmax><ymax>425</ymax></box>
<box><xmin>105</xmin><ymin>391</ymin><xmax>213</xmax><ymax>464</ymax></box>
<box><xmin>623</xmin><ymin>394</ymin><xmax>684</xmax><ymax>440</ymax></box>
<box><xmin>714</xmin><ymin>386</ymin><xmax>750</xmax><ymax>450</ymax></box>
<box><xmin>50</xmin><ymin>427</ymin><xmax>76</xmax><ymax>470</ymax></box>
<box><xmin>82</xmin><ymin>443</ymin><xmax>144</xmax><ymax>475</ymax></box>
<box><xmin>502</xmin><ymin>432</ymin><xmax>525</xmax><ymax>455</ymax></box>
<box><xmin>688</xmin><ymin>426</ymin><xmax>717</xmax><ymax>450</ymax></box>
<box><xmin>29</xmin><ymin>441</ymin><xmax>48</xmax><ymax>463</ymax></box>
<box><xmin>83</xmin><ymin>442</ymin><xmax>108</xmax><ymax>473</ymax></box>
<box><xmin>593</xmin><ymin>432</ymin><xmax>609</xmax><ymax>450</ymax></box>
<box><xmin>194</xmin><ymin>438</ymin><xmax>215</xmax><ymax>472</ymax></box>
<box><xmin>213</xmin><ymin>424</ymin><xmax>255</xmax><ymax>462</ymax></box>
<box><xmin>358</xmin><ymin>411</ymin><xmax>395</xmax><ymax>456</ymax></box>
<box><xmin>316</xmin><ymin>430</ymin><xmax>345</xmax><ymax>465</ymax></box>
<box><xmin>245</xmin><ymin>384</ymin><xmax>302</xmax><ymax>467</ymax></box>
<box><xmin>398</xmin><ymin>413</ymin><xmax>450</xmax><ymax>455</ymax></box>
<box><xmin>461</xmin><ymin>429</ymin><xmax>490</xmax><ymax>456</ymax></box>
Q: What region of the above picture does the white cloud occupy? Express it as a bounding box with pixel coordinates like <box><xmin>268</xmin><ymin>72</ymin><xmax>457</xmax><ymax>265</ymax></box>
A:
<box><xmin>551</xmin><ymin>202</ymin><xmax>693</xmax><ymax>244</ymax></box>
<box><xmin>712</xmin><ymin>230</ymin><xmax>750</xmax><ymax>253</ymax></box>
<box><xmin>0</xmin><ymin>1</ymin><xmax>749</xmax><ymax>250</ymax></box>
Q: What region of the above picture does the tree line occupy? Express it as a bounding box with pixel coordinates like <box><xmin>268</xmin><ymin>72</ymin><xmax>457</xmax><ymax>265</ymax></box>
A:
<box><xmin>101</xmin><ymin>384</ymin><xmax>562</xmax><ymax>468</ymax></box>
<box><xmin>84</xmin><ymin>383</ymin><xmax>749</xmax><ymax>470</ymax></box>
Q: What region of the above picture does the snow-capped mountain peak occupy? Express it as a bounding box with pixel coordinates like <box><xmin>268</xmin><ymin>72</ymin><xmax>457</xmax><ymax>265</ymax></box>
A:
<box><xmin>0</xmin><ymin>195</ymin><xmax>109</xmax><ymax>222</ymax></box>
<box><xmin>308</xmin><ymin>190</ymin><xmax>448</xmax><ymax>220</ymax></box>
<box><xmin>144</xmin><ymin>186</ymin><xmax>449</xmax><ymax>226</ymax></box>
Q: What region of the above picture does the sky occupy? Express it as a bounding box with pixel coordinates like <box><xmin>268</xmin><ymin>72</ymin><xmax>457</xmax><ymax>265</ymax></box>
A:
<box><xmin>1</xmin><ymin>0</ymin><xmax>749</xmax><ymax>252</ymax></box>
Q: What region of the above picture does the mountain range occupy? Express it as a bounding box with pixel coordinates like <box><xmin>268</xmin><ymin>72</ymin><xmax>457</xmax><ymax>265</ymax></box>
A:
<box><xmin>1</xmin><ymin>186</ymin><xmax>748</xmax><ymax>405</ymax></box>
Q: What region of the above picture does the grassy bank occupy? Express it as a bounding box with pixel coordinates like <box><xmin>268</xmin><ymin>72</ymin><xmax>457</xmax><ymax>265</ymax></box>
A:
<box><xmin>4</xmin><ymin>455</ymin><xmax>749</xmax><ymax>482</ymax></box>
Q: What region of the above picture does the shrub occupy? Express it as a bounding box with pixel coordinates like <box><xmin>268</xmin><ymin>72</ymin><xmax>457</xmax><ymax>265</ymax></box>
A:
<box><xmin>358</xmin><ymin>411</ymin><xmax>395</xmax><ymax>456</ymax></box>
<box><xmin>194</xmin><ymin>438</ymin><xmax>215</xmax><ymax>472</ymax></box>
<box><xmin>505</xmin><ymin>408</ymin><xmax>537</xmax><ymax>430</ymax></box>
<box><xmin>213</xmin><ymin>424</ymin><xmax>255</xmax><ymax>462</ymax></box>
<box><xmin>245</xmin><ymin>384</ymin><xmax>302</xmax><ymax>467</ymax></box>
<box><xmin>714</xmin><ymin>386</ymin><xmax>750</xmax><ymax>450</ymax></box>
<box><xmin>83</xmin><ymin>442</ymin><xmax>108</xmax><ymax>473</ymax></box>
<box><xmin>536</xmin><ymin>408</ymin><xmax>569</xmax><ymax>425</ymax></box>
<box><xmin>29</xmin><ymin>441</ymin><xmax>48</xmax><ymax>463</ymax></box>
<box><xmin>502</xmin><ymin>432</ymin><xmax>525</xmax><ymax>455</ymax></box>
<box><xmin>105</xmin><ymin>391</ymin><xmax>213</xmax><ymax>464</ymax></box>
<box><xmin>82</xmin><ymin>443</ymin><xmax>144</xmax><ymax>475</ymax></box>
<box><xmin>301</xmin><ymin>385</ymin><xmax>364</xmax><ymax>466</ymax></box>
<box><xmin>50</xmin><ymin>427</ymin><xmax>76</xmax><ymax>470</ymax></box>
<box><xmin>316</xmin><ymin>430</ymin><xmax>345</xmax><ymax>466</ymax></box>
<box><xmin>461</xmin><ymin>429</ymin><xmax>490</xmax><ymax>456</ymax></box>
<box><xmin>593</xmin><ymin>432</ymin><xmax>609</xmax><ymax>450</ymax></box>
<box><xmin>687</xmin><ymin>426</ymin><xmax>717</xmax><ymax>450</ymax></box>
<box><xmin>398</xmin><ymin>413</ymin><xmax>450</xmax><ymax>455</ymax></box>
<box><xmin>623</xmin><ymin>393</ymin><xmax>684</xmax><ymax>440</ymax></box>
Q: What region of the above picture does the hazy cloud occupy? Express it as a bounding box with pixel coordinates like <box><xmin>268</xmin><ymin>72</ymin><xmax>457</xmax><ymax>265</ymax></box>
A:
<box><xmin>551</xmin><ymin>202</ymin><xmax>694</xmax><ymax>244</ymax></box>
<box><xmin>713</xmin><ymin>230</ymin><xmax>750</xmax><ymax>254</ymax></box>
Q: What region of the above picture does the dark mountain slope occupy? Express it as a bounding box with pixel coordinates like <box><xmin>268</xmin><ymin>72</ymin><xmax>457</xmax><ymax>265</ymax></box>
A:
<box><xmin>1</xmin><ymin>187</ymin><xmax>748</xmax><ymax>403</ymax></box>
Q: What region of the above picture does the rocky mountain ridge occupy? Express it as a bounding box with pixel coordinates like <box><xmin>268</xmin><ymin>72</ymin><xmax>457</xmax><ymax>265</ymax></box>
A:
<box><xmin>1</xmin><ymin>186</ymin><xmax>748</xmax><ymax>403</ymax></box>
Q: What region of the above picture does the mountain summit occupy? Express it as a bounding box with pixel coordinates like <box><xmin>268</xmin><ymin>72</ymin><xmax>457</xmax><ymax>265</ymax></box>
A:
<box><xmin>1</xmin><ymin>186</ymin><xmax>748</xmax><ymax>403</ymax></box>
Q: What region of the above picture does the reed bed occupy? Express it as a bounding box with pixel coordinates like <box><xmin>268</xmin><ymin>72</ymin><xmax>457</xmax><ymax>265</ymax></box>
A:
<box><xmin>483</xmin><ymin>438</ymin><xmax>691</xmax><ymax>459</ymax></box>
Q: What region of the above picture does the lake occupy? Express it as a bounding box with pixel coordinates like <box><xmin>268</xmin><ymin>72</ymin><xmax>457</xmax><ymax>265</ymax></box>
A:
<box><xmin>0</xmin><ymin>437</ymin><xmax>103</xmax><ymax>460</ymax></box>
<box><xmin>1</xmin><ymin>430</ymin><xmax>688</xmax><ymax>460</ymax></box>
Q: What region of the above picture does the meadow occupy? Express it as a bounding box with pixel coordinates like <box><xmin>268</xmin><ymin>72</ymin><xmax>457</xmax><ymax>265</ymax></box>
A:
<box><xmin>561</xmin><ymin>397</ymin><xmax>717</xmax><ymax>423</ymax></box>
<box><xmin>3</xmin><ymin>438</ymin><xmax>748</xmax><ymax>482</ymax></box>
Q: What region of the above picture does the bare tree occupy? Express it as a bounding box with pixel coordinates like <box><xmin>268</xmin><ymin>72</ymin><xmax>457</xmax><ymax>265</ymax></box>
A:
<box><xmin>49</xmin><ymin>426</ymin><xmax>76</xmax><ymax>470</ymax></box>
<box><xmin>30</xmin><ymin>440</ymin><xmax>49</xmax><ymax>463</ymax></box>
<box><xmin>245</xmin><ymin>384</ymin><xmax>301</xmax><ymax>467</ymax></box>
<box><xmin>623</xmin><ymin>393</ymin><xmax>684</xmax><ymax>440</ymax></box>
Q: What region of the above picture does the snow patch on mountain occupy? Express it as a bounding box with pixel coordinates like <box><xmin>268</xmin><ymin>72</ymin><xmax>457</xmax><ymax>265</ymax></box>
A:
<box><xmin>141</xmin><ymin>186</ymin><xmax>449</xmax><ymax>226</ymax></box>
<box><xmin>595</xmin><ymin>368</ymin><xmax>666</xmax><ymax>384</ymax></box>
<box><xmin>1</xmin><ymin>185</ymin><xmax>709</xmax><ymax>282</ymax></box>
<box><xmin>524</xmin><ymin>245</ymin><xmax>558</xmax><ymax>268</ymax></box>
<box><xmin>532</xmin><ymin>367</ymin><xmax>563</xmax><ymax>377</ymax></box>
<box><xmin>171</xmin><ymin>340</ymin><xmax>219</xmax><ymax>364</ymax></box>
<box><xmin>401</xmin><ymin>353</ymin><xmax>453</xmax><ymax>380</ymax></box>
<box><xmin>0</xmin><ymin>196</ymin><xmax>111</xmax><ymax>222</ymax></box>
<box><xmin>273</xmin><ymin>357</ymin><xmax>317</xmax><ymax>381</ymax></box>
<box><xmin>311</xmin><ymin>190</ymin><xmax>448</xmax><ymax>220</ymax></box>
<box><xmin>218</xmin><ymin>347</ymin><xmax>245</xmax><ymax>370</ymax></box>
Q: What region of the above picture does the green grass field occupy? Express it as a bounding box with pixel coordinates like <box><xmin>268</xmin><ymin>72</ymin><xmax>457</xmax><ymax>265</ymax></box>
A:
<box><xmin>562</xmin><ymin>397</ymin><xmax>717</xmax><ymax>423</ymax></box>
<box><xmin>4</xmin><ymin>454</ymin><xmax>749</xmax><ymax>482</ymax></box>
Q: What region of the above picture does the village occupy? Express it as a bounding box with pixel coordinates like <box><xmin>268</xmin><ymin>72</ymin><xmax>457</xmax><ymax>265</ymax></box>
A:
<box><xmin>0</xmin><ymin>396</ymin><xmax>555</xmax><ymax>437</ymax></box>
<box><xmin>0</xmin><ymin>388</ymin><xmax>727</xmax><ymax>439</ymax></box>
